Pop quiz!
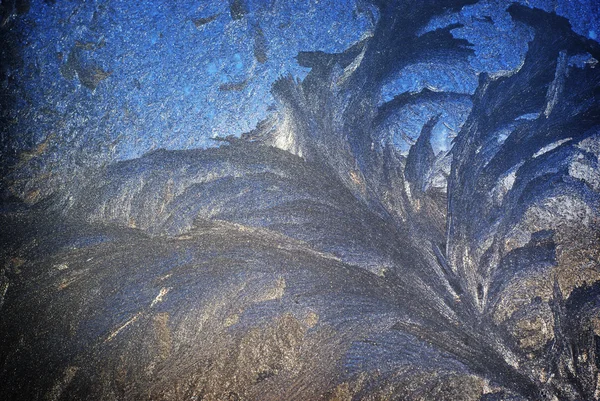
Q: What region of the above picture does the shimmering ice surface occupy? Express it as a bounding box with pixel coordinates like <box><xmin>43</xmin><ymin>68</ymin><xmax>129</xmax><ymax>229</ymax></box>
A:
<box><xmin>1</xmin><ymin>1</ymin><xmax>599</xmax><ymax>400</ymax></box>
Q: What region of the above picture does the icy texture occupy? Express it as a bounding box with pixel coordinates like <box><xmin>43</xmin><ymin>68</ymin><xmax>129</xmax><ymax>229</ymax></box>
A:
<box><xmin>1</xmin><ymin>1</ymin><xmax>600</xmax><ymax>400</ymax></box>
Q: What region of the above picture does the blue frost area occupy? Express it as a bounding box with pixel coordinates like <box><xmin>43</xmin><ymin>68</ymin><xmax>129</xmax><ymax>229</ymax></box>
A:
<box><xmin>1</xmin><ymin>0</ymin><xmax>598</xmax><ymax>195</ymax></box>
<box><xmin>378</xmin><ymin>0</ymin><xmax>599</xmax><ymax>153</ymax></box>
<box><xmin>6</xmin><ymin>0</ymin><xmax>373</xmax><ymax>163</ymax></box>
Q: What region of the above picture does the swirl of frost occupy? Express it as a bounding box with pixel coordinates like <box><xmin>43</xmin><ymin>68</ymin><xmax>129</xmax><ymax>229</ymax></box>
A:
<box><xmin>1</xmin><ymin>1</ymin><xmax>599</xmax><ymax>400</ymax></box>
